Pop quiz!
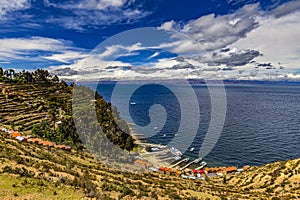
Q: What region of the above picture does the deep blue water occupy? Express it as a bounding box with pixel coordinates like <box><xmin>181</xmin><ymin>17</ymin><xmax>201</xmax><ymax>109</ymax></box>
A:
<box><xmin>94</xmin><ymin>83</ymin><xmax>300</xmax><ymax>167</ymax></box>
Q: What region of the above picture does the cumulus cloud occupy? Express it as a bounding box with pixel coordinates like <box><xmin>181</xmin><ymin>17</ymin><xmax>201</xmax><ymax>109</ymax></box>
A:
<box><xmin>193</xmin><ymin>48</ymin><xmax>261</xmax><ymax>67</ymax></box>
<box><xmin>231</xmin><ymin>8</ymin><xmax>300</xmax><ymax>71</ymax></box>
<box><xmin>4</xmin><ymin>1</ymin><xmax>295</xmax><ymax>81</ymax></box>
<box><xmin>132</xmin><ymin>67</ymin><xmax>163</xmax><ymax>74</ymax></box>
<box><xmin>52</xmin><ymin>67</ymin><xmax>79</xmax><ymax>76</ymax></box>
<box><xmin>159</xmin><ymin>20</ymin><xmax>176</xmax><ymax>30</ymax></box>
<box><xmin>271</xmin><ymin>0</ymin><xmax>300</xmax><ymax>18</ymax></box>
<box><xmin>160</xmin><ymin>3</ymin><xmax>260</xmax><ymax>52</ymax></box>
<box><xmin>257</xmin><ymin>63</ymin><xmax>273</xmax><ymax>67</ymax></box>
<box><xmin>168</xmin><ymin>63</ymin><xmax>195</xmax><ymax>70</ymax></box>
<box><xmin>286</xmin><ymin>73</ymin><xmax>300</xmax><ymax>79</ymax></box>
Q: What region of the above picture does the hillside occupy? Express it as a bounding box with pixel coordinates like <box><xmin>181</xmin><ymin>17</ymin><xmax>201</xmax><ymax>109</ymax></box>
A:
<box><xmin>0</xmin><ymin>132</ymin><xmax>299</xmax><ymax>199</ymax></box>
<box><xmin>0</xmin><ymin>73</ymin><xmax>299</xmax><ymax>199</ymax></box>
<box><xmin>0</xmin><ymin>72</ymin><xmax>135</xmax><ymax>152</ymax></box>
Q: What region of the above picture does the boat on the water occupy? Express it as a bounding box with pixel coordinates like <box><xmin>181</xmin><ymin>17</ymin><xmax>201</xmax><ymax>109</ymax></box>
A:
<box><xmin>130</xmin><ymin>102</ymin><xmax>137</xmax><ymax>105</ymax></box>
<box><xmin>190</xmin><ymin>147</ymin><xmax>194</xmax><ymax>152</ymax></box>
<box><xmin>195</xmin><ymin>161</ymin><xmax>207</xmax><ymax>170</ymax></box>
<box><xmin>170</xmin><ymin>146</ymin><xmax>183</xmax><ymax>156</ymax></box>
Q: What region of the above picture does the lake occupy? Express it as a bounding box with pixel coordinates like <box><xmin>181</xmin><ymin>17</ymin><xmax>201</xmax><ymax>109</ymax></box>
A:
<box><xmin>94</xmin><ymin>83</ymin><xmax>300</xmax><ymax>167</ymax></box>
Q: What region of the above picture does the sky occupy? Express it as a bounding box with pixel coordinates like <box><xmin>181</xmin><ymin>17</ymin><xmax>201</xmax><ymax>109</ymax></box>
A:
<box><xmin>0</xmin><ymin>0</ymin><xmax>300</xmax><ymax>81</ymax></box>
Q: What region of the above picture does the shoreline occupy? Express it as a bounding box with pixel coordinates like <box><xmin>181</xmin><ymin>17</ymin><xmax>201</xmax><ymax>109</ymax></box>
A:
<box><xmin>129</xmin><ymin>125</ymin><xmax>179</xmax><ymax>168</ymax></box>
<box><xmin>129</xmin><ymin>126</ymin><xmax>201</xmax><ymax>169</ymax></box>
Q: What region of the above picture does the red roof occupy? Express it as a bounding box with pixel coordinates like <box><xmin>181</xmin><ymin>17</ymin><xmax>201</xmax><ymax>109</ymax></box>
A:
<box><xmin>192</xmin><ymin>169</ymin><xmax>205</xmax><ymax>174</ymax></box>
<box><xmin>10</xmin><ymin>133</ymin><xmax>21</xmax><ymax>138</ymax></box>
<box><xmin>226</xmin><ymin>166</ymin><xmax>237</xmax><ymax>172</ymax></box>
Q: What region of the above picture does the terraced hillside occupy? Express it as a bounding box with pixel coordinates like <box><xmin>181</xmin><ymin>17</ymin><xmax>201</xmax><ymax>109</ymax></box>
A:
<box><xmin>0</xmin><ymin>132</ymin><xmax>299</xmax><ymax>199</ymax></box>
<box><xmin>0</xmin><ymin>80</ymin><xmax>134</xmax><ymax>151</ymax></box>
<box><xmin>0</xmin><ymin>79</ymin><xmax>299</xmax><ymax>199</ymax></box>
<box><xmin>0</xmin><ymin>83</ymin><xmax>71</xmax><ymax>131</ymax></box>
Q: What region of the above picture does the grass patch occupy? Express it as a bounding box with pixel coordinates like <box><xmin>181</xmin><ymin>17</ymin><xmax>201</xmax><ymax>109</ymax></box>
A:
<box><xmin>0</xmin><ymin>174</ymin><xmax>84</xmax><ymax>200</ymax></box>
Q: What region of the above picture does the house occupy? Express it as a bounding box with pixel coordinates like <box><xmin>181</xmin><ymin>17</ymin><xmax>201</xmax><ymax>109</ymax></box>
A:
<box><xmin>15</xmin><ymin>136</ymin><xmax>26</xmax><ymax>142</ymax></box>
<box><xmin>225</xmin><ymin>166</ymin><xmax>238</xmax><ymax>173</ymax></box>
<box><xmin>10</xmin><ymin>132</ymin><xmax>21</xmax><ymax>138</ymax></box>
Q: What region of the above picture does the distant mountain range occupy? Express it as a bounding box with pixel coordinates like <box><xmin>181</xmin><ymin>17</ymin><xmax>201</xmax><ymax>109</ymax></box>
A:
<box><xmin>73</xmin><ymin>79</ymin><xmax>300</xmax><ymax>85</ymax></box>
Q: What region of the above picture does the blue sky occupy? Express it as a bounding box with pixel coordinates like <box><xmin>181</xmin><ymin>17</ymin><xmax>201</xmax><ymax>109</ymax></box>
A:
<box><xmin>1</xmin><ymin>0</ymin><xmax>300</xmax><ymax>80</ymax></box>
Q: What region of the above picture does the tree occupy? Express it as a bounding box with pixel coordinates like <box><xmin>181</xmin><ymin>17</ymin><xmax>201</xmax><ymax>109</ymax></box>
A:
<box><xmin>34</xmin><ymin>69</ymin><xmax>50</xmax><ymax>82</ymax></box>
<box><xmin>4</xmin><ymin>69</ymin><xmax>15</xmax><ymax>81</ymax></box>
<box><xmin>125</xmin><ymin>136</ymin><xmax>135</xmax><ymax>151</ymax></box>
<box><xmin>0</xmin><ymin>67</ymin><xmax>3</xmax><ymax>77</ymax></box>
<box><xmin>25</xmin><ymin>71</ymin><xmax>33</xmax><ymax>83</ymax></box>
<box><xmin>52</xmin><ymin>75</ymin><xmax>59</xmax><ymax>82</ymax></box>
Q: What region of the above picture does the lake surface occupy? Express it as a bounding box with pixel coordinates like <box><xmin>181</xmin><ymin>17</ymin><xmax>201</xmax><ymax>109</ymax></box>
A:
<box><xmin>94</xmin><ymin>83</ymin><xmax>300</xmax><ymax>167</ymax></box>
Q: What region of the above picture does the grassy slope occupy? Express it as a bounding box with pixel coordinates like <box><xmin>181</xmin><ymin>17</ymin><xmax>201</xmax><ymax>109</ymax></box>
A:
<box><xmin>0</xmin><ymin>82</ymin><xmax>70</xmax><ymax>132</ymax></box>
<box><xmin>1</xmin><ymin>134</ymin><xmax>299</xmax><ymax>199</ymax></box>
<box><xmin>0</xmin><ymin>174</ymin><xmax>84</xmax><ymax>200</ymax></box>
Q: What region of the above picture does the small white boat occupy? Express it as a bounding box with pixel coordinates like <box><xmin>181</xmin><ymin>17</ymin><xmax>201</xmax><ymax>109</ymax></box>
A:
<box><xmin>154</xmin><ymin>126</ymin><xmax>158</xmax><ymax>130</ymax></box>
<box><xmin>174</xmin><ymin>156</ymin><xmax>182</xmax><ymax>161</ymax></box>
<box><xmin>195</xmin><ymin>161</ymin><xmax>207</xmax><ymax>170</ymax></box>
<box><xmin>170</xmin><ymin>147</ymin><xmax>183</xmax><ymax>156</ymax></box>
<box><xmin>130</xmin><ymin>102</ymin><xmax>137</xmax><ymax>105</ymax></box>
<box><xmin>181</xmin><ymin>174</ymin><xmax>188</xmax><ymax>179</ymax></box>
<box><xmin>190</xmin><ymin>147</ymin><xmax>194</xmax><ymax>152</ymax></box>
<box><xmin>188</xmin><ymin>175</ymin><xmax>196</xmax><ymax>180</ymax></box>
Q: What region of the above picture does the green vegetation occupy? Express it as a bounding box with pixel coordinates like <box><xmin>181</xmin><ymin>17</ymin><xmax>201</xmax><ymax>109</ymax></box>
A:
<box><xmin>1</xmin><ymin>131</ymin><xmax>299</xmax><ymax>199</ymax></box>
<box><xmin>0</xmin><ymin>68</ymin><xmax>299</xmax><ymax>199</ymax></box>
<box><xmin>0</xmin><ymin>174</ymin><xmax>84</xmax><ymax>199</ymax></box>
<box><xmin>0</xmin><ymin>68</ymin><xmax>135</xmax><ymax>151</ymax></box>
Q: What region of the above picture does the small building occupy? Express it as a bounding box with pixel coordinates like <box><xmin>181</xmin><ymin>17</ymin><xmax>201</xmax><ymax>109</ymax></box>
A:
<box><xmin>243</xmin><ymin>165</ymin><xmax>250</xmax><ymax>171</ymax></box>
<box><xmin>149</xmin><ymin>167</ymin><xmax>158</xmax><ymax>172</ymax></box>
<box><xmin>225</xmin><ymin>166</ymin><xmax>238</xmax><ymax>173</ymax></box>
<box><xmin>10</xmin><ymin>132</ymin><xmax>21</xmax><ymax>138</ymax></box>
<box><xmin>15</xmin><ymin>136</ymin><xmax>26</xmax><ymax>142</ymax></box>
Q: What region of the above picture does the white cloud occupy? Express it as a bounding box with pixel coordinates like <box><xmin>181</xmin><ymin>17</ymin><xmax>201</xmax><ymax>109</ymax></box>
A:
<box><xmin>271</xmin><ymin>0</ymin><xmax>300</xmax><ymax>17</ymax></box>
<box><xmin>14</xmin><ymin>1</ymin><xmax>300</xmax><ymax>80</ymax></box>
<box><xmin>43</xmin><ymin>0</ymin><xmax>152</xmax><ymax>30</ymax></box>
<box><xmin>0</xmin><ymin>0</ymin><xmax>30</xmax><ymax>20</ymax></box>
<box><xmin>0</xmin><ymin>37</ymin><xmax>84</xmax><ymax>64</ymax></box>
<box><xmin>148</xmin><ymin>52</ymin><xmax>160</xmax><ymax>59</ymax></box>
<box><xmin>231</xmin><ymin>10</ymin><xmax>300</xmax><ymax>70</ymax></box>
<box><xmin>97</xmin><ymin>43</ymin><xmax>143</xmax><ymax>60</ymax></box>
<box><xmin>286</xmin><ymin>73</ymin><xmax>300</xmax><ymax>79</ymax></box>
<box><xmin>160</xmin><ymin>4</ymin><xmax>260</xmax><ymax>52</ymax></box>
<box><xmin>43</xmin><ymin>51</ymin><xmax>88</xmax><ymax>63</ymax></box>
<box><xmin>62</xmin><ymin>0</ymin><xmax>126</xmax><ymax>10</ymax></box>
<box><xmin>159</xmin><ymin>20</ymin><xmax>176</xmax><ymax>30</ymax></box>
<box><xmin>0</xmin><ymin>37</ymin><xmax>69</xmax><ymax>52</ymax></box>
